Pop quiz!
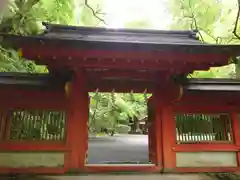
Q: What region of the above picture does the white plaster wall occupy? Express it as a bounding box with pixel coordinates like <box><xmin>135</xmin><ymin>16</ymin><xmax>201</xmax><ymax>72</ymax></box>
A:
<box><xmin>176</xmin><ymin>152</ymin><xmax>237</xmax><ymax>167</ymax></box>
<box><xmin>0</xmin><ymin>152</ymin><xmax>64</xmax><ymax>167</ymax></box>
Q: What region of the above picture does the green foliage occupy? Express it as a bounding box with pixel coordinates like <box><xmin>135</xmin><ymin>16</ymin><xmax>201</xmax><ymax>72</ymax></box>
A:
<box><xmin>168</xmin><ymin>0</ymin><xmax>234</xmax><ymax>43</ymax></box>
<box><xmin>0</xmin><ymin>46</ymin><xmax>37</xmax><ymax>72</ymax></box>
<box><xmin>167</xmin><ymin>0</ymin><xmax>240</xmax><ymax>78</ymax></box>
<box><xmin>89</xmin><ymin>92</ymin><xmax>148</xmax><ymax>134</ymax></box>
<box><xmin>0</xmin><ymin>0</ymin><xmax>75</xmax><ymax>73</ymax></box>
<box><xmin>0</xmin><ymin>0</ymin><xmax>108</xmax><ymax>73</ymax></box>
<box><xmin>189</xmin><ymin>64</ymin><xmax>236</xmax><ymax>78</ymax></box>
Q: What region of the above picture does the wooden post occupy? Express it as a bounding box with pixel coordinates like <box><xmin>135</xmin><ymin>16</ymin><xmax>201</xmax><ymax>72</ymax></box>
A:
<box><xmin>0</xmin><ymin>110</ymin><xmax>8</xmax><ymax>140</ymax></box>
<box><xmin>148</xmin><ymin>121</ymin><xmax>156</xmax><ymax>164</ymax></box>
<box><xmin>151</xmin><ymin>81</ymin><xmax>177</xmax><ymax>171</ymax></box>
<box><xmin>161</xmin><ymin>105</ymin><xmax>176</xmax><ymax>171</ymax></box>
<box><xmin>231</xmin><ymin>112</ymin><xmax>240</xmax><ymax>166</ymax></box>
<box><xmin>154</xmin><ymin>99</ymin><xmax>162</xmax><ymax>168</ymax></box>
<box><xmin>66</xmin><ymin>70</ymin><xmax>89</xmax><ymax>171</ymax></box>
<box><xmin>148</xmin><ymin>94</ymin><xmax>162</xmax><ymax>168</ymax></box>
<box><xmin>147</xmin><ymin>99</ymin><xmax>156</xmax><ymax>164</ymax></box>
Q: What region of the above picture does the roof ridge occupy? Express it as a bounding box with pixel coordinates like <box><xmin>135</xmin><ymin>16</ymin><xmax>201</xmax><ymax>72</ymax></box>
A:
<box><xmin>42</xmin><ymin>22</ymin><xmax>199</xmax><ymax>38</ymax></box>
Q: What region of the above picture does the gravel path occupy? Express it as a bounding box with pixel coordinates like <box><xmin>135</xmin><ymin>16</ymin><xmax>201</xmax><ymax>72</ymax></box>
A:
<box><xmin>88</xmin><ymin>134</ymin><xmax>149</xmax><ymax>164</ymax></box>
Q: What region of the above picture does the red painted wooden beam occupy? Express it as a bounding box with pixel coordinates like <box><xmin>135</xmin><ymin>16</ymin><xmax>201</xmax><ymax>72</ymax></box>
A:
<box><xmin>0</xmin><ymin>87</ymin><xmax>67</xmax><ymax>109</ymax></box>
<box><xmin>86</xmin><ymin>69</ymin><xmax>158</xmax><ymax>81</ymax></box>
<box><xmin>0</xmin><ymin>142</ymin><xmax>66</xmax><ymax>151</ymax></box>
<box><xmin>21</xmin><ymin>47</ymin><xmax>229</xmax><ymax>62</ymax></box>
<box><xmin>172</xmin><ymin>144</ymin><xmax>238</xmax><ymax>152</ymax></box>
<box><xmin>20</xmin><ymin>46</ymin><xmax>230</xmax><ymax>72</ymax></box>
<box><xmin>87</xmin><ymin>79</ymin><xmax>156</xmax><ymax>93</ymax></box>
<box><xmin>177</xmin><ymin>92</ymin><xmax>240</xmax><ymax>106</ymax></box>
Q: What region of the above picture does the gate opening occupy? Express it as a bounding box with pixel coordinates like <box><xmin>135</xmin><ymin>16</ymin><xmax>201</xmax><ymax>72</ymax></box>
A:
<box><xmin>86</xmin><ymin>92</ymin><xmax>154</xmax><ymax>165</ymax></box>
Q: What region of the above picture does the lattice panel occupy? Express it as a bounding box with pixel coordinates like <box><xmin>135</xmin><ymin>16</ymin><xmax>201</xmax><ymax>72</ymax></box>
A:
<box><xmin>175</xmin><ymin>113</ymin><xmax>232</xmax><ymax>144</ymax></box>
<box><xmin>9</xmin><ymin>110</ymin><xmax>66</xmax><ymax>141</ymax></box>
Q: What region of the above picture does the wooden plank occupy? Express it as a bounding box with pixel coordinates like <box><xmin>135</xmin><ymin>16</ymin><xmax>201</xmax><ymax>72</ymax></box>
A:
<box><xmin>231</xmin><ymin>112</ymin><xmax>240</xmax><ymax>166</ymax></box>
<box><xmin>173</xmin><ymin>167</ymin><xmax>240</xmax><ymax>173</ymax></box>
<box><xmin>84</xmin><ymin>165</ymin><xmax>160</xmax><ymax>173</ymax></box>
<box><xmin>172</xmin><ymin>144</ymin><xmax>238</xmax><ymax>152</ymax></box>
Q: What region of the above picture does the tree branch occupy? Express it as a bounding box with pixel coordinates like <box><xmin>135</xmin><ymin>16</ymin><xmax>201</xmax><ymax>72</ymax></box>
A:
<box><xmin>180</xmin><ymin>0</ymin><xmax>205</xmax><ymax>42</ymax></box>
<box><xmin>181</xmin><ymin>0</ymin><xmax>225</xmax><ymax>44</ymax></box>
<box><xmin>84</xmin><ymin>0</ymin><xmax>106</xmax><ymax>24</ymax></box>
<box><xmin>233</xmin><ymin>0</ymin><xmax>240</xmax><ymax>40</ymax></box>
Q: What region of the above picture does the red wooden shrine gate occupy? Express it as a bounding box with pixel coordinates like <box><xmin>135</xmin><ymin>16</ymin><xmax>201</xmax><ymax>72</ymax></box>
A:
<box><xmin>0</xmin><ymin>23</ymin><xmax>240</xmax><ymax>174</ymax></box>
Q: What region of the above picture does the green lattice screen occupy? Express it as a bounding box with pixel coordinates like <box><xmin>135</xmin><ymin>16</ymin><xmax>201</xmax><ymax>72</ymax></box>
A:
<box><xmin>8</xmin><ymin>110</ymin><xmax>66</xmax><ymax>141</ymax></box>
<box><xmin>175</xmin><ymin>113</ymin><xmax>232</xmax><ymax>144</ymax></box>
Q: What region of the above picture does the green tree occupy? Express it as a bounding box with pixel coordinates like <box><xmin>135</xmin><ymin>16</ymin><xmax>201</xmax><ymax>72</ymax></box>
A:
<box><xmin>167</xmin><ymin>0</ymin><xmax>239</xmax><ymax>78</ymax></box>
<box><xmin>89</xmin><ymin>92</ymin><xmax>148</xmax><ymax>135</ymax></box>
<box><xmin>0</xmin><ymin>0</ymin><xmax>107</xmax><ymax>73</ymax></box>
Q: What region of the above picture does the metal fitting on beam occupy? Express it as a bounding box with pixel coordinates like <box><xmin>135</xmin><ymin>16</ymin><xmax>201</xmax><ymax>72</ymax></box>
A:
<box><xmin>173</xmin><ymin>85</ymin><xmax>183</xmax><ymax>102</ymax></box>
<box><xmin>64</xmin><ymin>82</ymin><xmax>72</xmax><ymax>98</ymax></box>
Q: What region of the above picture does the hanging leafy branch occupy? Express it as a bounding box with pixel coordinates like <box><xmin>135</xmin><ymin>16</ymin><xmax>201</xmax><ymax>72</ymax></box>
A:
<box><xmin>179</xmin><ymin>0</ymin><xmax>227</xmax><ymax>44</ymax></box>
<box><xmin>180</xmin><ymin>0</ymin><xmax>204</xmax><ymax>42</ymax></box>
<box><xmin>233</xmin><ymin>0</ymin><xmax>240</xmax><ymax>40</ymax></box>
<box><xmin>0</xmin><ymin>0</ymin><xmax>107</xmax><ymax>73</ymax></box>
<box><xmin>84</xmin><ymin>0</ymin><xmax>106</xmax><ymax>24</ymax></box>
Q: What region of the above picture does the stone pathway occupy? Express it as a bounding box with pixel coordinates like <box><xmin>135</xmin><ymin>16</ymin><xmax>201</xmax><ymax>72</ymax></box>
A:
<box><xmin>41</xmin><ymin>174</ymin><xmax>214</xmax><ymax>180</ymax></box>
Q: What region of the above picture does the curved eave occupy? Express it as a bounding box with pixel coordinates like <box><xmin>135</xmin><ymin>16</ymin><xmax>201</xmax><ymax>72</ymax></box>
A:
<box><xmin>1</xmin><ymin>73</ymin><xmax>240</xmax><ymax>94</ymax></box>
<box><xmin>1</xmin><ymin>34</ymin><xmax>240</xmax><ymax>54</ymax></box>
<box><xmin>185</xmin><ymin>78</ymin><xmax>240</xmax><ymax>91</ymax></box>
<box><xmin>0</xmin><ymin>72</ymin><xmax>71</xmax><ymax>90</ymax></box>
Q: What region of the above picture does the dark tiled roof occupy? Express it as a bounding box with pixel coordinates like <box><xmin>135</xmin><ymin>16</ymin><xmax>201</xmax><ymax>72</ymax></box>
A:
<box><xmin>1</xmin><ymin>22</ymin><xmax>240</xmax><ymax>55</ymax></box>
<box><xmin>42</xmin><ymin>22</ymin><xmax>201</xmax><ymax>45</ymax></box>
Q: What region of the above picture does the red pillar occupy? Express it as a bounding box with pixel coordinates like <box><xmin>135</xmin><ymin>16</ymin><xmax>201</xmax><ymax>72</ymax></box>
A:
<box><xmin>153</xmin><ymin>82</ymin><xmax>176</xmax><ymax>172</ymax></box>
<box><xmin>148</xmin><ymin>94</ymin><xmax>163</xmax><ymax>170</ymax></box>
<box><xmin>154</xmin><ymin>98</ymin><xmax>162</xmax><ymax>168</ymax></box>
<box><xmin>232</xmin><ymin>112</ymin><xmax>240</xmax><ymax>167</ymax></box>
<box><xmin>148</xmin><ymin>121</ymin><xmax>156</xmax><ymax>164</ymax></box>
<box><xmin>161</xmin><ymin>106</ymin><xmax>176</xmax><ymax>171</ymax></box>
<box><xmin>66</xmin><ymin>70</ymin><xmax>89</xmax><ymax>171</ymax></box>
<box><xmin>147</xmin><ymin>99</ymin><xmax>156</xmax><ymax>164</ymax></box>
